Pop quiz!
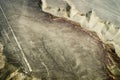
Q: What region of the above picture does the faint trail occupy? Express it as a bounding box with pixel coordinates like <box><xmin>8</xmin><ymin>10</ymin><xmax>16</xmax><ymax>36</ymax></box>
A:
<box><xmin>0</xmin><ymin>5</ymin><xmax>32</xmax><ymax>72</ymax></box>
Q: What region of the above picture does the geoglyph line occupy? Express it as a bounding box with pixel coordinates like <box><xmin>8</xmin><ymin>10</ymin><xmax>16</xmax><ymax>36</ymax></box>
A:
<box><xmin>0</xmin><ymin>5</ymin><xmax>32</xmax><ymax>72</ymax></box>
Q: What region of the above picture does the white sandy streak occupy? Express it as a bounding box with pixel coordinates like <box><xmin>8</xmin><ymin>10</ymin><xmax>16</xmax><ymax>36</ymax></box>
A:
<box><xmin>0</xmin><ymin>5</ymin><xmax>32</xmax><ymax>72</ymax></box>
